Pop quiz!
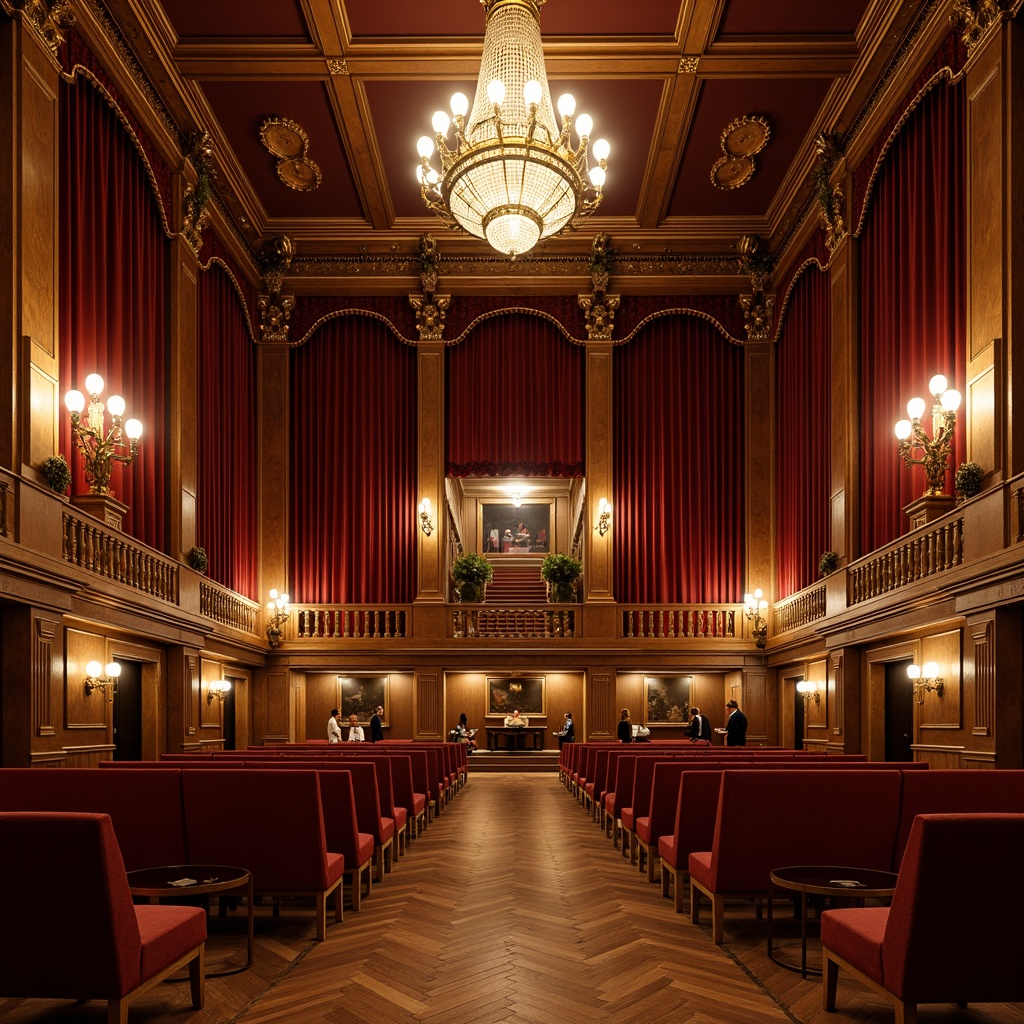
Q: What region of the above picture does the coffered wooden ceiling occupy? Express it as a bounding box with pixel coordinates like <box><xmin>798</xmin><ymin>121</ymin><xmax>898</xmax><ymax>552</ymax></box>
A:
<box><xmin>97</xmin><ymin>0</ymin><xmax>934</xmax><ymax>287</ymax></box>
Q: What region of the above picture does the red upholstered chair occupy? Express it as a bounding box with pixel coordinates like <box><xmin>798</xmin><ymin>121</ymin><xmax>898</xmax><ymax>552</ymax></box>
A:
<box><xmin>822</xmin><ymin>813</ymin><xmax>1024</xmax><ymax>1024</ymax></box>
<box><xmin>0</xmin><ymin>811</ymin><xmax>206</xmax><ymax>1024</ymax></box>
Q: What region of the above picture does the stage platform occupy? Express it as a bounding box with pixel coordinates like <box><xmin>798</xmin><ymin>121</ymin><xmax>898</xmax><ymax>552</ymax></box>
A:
<box><xmin>466</xmin><ymin>749</ymin><xmax>560</xmax><ymax>773</ymax></box>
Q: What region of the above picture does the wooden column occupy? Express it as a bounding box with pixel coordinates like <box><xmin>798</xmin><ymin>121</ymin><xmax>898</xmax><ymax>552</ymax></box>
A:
<box><xmin>584</xmin><ymin>339</ymin><xmax>614</xmax><ymax>605</ymax></box>
<box><xmin>744</xmin><ymin>339</ymin><xmax>774</xmax><ymax>603</ymax></box>
<box><xmin>415</xmin><ymin>340</ymin><xmax>446</xmax><ymax>633</ymax></box>
<box><xmin>257</xmin><ymin>342</ymin><xmax>290</xmax><ymax>606</ymax></box>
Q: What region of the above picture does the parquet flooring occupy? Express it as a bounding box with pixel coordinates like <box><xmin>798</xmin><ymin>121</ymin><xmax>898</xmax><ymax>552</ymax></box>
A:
<box><xmin>3</xmin><ymin>774</ymin><xmax>1023</xmax><ymax>1023</ymax></box>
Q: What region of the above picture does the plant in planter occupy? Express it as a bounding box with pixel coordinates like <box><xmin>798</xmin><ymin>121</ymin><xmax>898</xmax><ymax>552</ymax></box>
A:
<box><xmin>541</xmin><ymin>552</ymin><xmax>583</xmax><ymax>603</ymax></box>
<box><xmin>955</xmin><ymin>461</ymin><xmax>983</xmax><ymax>500</ymax></box>
<box><xmin>451</xmin><ymin>552</ymin><xmax>493</xmax><ymax>602</ymax></box>
<box><xmin>187</xmin><ymin>546</ymin><xmax>208</xmax><ymax>574</ymax></box>
<box><xmin>40</xmin><ymin>454</ymin><xmax>72</xmax><ymax>496</ymax></box>
<box><xmin>819</xmin><ymin>550</ymin><xmax>839</xmax><ymax>577</ymax></box>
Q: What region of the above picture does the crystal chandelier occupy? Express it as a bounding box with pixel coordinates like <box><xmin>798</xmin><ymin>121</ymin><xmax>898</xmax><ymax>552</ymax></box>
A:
<box><xmin>416</xmin><ymin>0</ymin><xmax>610</xmax><ymax>258</ymax></box>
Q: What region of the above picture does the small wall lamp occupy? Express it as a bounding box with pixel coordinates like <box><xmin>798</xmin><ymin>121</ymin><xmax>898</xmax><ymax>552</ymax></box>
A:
<box><xmin>266</xmin><ymin>588</ymin><xmax>290</xmax><ymax>649</ymax></box>
<box><xmin>418</xmin><ymin>498</ymin><xmax>434</xmax><ymax>536</ymax></box>
<box><xmin>596</xmin><ymin>497</ymin><xmax>612</xmax><ymax>536</ymax></box>
<box><xmin>796</xmin><ymin>680</ymin><xmax>820</xmax><ymax>706</ymax></box>
<box><xmin>84</xmin><ymin>660</ymin><xmax>120</xmax><ymax>702</ymax></box>
<box><xmin>511</xmin><ymin>491</ymin><xmax>523</xmax><ymax>509</ymax></box>
<box><xmin>744</xmin><ymin>588</ymin><xmax>769</xmax><ymax>649</ymax></box>
<box><xmin>207</xmin><ymin>679</ymin><xmax>232</xmax><ymax>705</ymax></box>
<box><xmin>907</xmin><ymin>662</ymin><xmax>944</xmax><ymax>704</ymax></box>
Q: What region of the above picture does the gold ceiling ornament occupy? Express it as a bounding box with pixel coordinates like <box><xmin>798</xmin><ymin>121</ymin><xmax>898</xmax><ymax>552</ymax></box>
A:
<box><xmin>578</xmin><ymin>233</ymin><xmax>619</xmax><ymax>340</ymax></box>
<box><xmin>950</xmin><ymin>0</ymin><xmax>1015</xmax><ymax>50</ymax></box>
<box><xmin>409</xmin><ymin>235</ymin><xmax>451</xmax><ymax>341</ymax></box>
<box><xmin>259</xmin><ymin>117</ymin><xmax>322</xmax><ymax>192</ymax></box>
<box><xmin>737</xmin><ymin>234</ymin><xmax>775</xmax><ymax>342</ymax></box>
<box><xmin>678</xmin><ymin>56</ymin><xmax>700</xmax><ymax>74</ymax></box>
<box><xmin>258</xmin><ymin>235</ymin><xmax>296</xmax><ymax>343</ymax></box>
<box><xmin>181</xmin><ymin>131</ymin><xmax>215</xmax><ymax>252</ymax></box>
<box><xmin>327</xmin><ymin>58</ymin><xmax>349</xmax><ymax>75</ymax></box>
<box><xmin>7</xmin><ymin>0</ymin><xmax>75</xmax><ymax>56</ymax></box>
<box><xmin>416</xmin><ymin>0</ymin><xmax>610</xmax><ymax>259</ymax></box>
<box><xmin>813</xmin><ymin>130</ymin><xmax>846</xmax><ymax>253</ymax></box>
<box><xmin>711</xmin><ymin>114</ymin><xmax>771</xmax><ymax>191</ymax></box>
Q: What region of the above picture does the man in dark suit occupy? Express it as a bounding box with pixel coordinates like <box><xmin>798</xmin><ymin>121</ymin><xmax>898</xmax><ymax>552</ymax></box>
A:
<box><xmin>687</xmin><ymin>707</ymin><xmax>712</xmax><ymax>743</ymax></box>
<box><xmin>554</xmin><ymin>712</ymin><xmax>576</xmax><ymax>749</ymax></box>
<box><xmin>724</xmin><ymin>699</ymin><xmax>748</xmax><ymax>746</ymax></box>
<box><xmin>370</xmin><ymin>705</ymin><xmax>384</xmax><ymax>743</ymax></box>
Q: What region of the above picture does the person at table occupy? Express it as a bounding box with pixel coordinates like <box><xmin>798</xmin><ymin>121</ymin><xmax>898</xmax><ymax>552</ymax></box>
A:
<box><xmin>454</xmin><ymin>712</ymin><xmax>477</xmax><ymax>751</ymax></box>
<box><xmin>504</xmin><ymin>709</ymin><xmax>528</xmax><ymax>727</ymax></box>
<box><xmin>724</xmin><ymin>699</ymin><xmax>748</xmax><ymax>746</ymax></box>
<box><xmin>327</xmin><ymin>708</ymin><xmax>343</xmax><ymax>744</ymax></box>
<box><xmin>687</xmin><ymin>706</ymin><xmax>712</xmax><ymax>744</ymax></box>
<box><xmin>346</xmin><ymin>714</ymin><xmax>365</xmax><ymax>742</ymax></box>
<box><xmin>553</xmin><ymin>711</ymin><xmax>575</xmax><ymax>748</ymax></box>
<box><xmin>502</xmin><ymin>528</ymin><xmax>514</xmax><ymax>551</ymax></box>
<box><xmin>617</xmin><ymin>708</ymin><xmax>633</xmax><ymax>743</ymax></box>
<box><xmin>370</xmin><ymin>705</ymin><xmax>384</xmax><ymax>743</ymax></box>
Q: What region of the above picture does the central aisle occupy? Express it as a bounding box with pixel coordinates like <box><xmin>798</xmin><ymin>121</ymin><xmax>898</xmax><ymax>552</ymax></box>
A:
<box><xmin>236</xmin><ymin>774</ymin><xmax>793</xmax><ymax>1024</ymax></box>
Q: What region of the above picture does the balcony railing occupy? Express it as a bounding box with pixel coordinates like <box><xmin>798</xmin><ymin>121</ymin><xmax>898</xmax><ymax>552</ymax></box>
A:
<box><xmin>200</xmin><ymin>580</ymin><xmax>261</xmax><ymax>636</ymax></box>
<box><xmin>773</xmin><ymin>584</ymin><xmax>827</xmax><ymax>635</ymax></box>
<box><xmin>450</xmin><ymin>605</ymin><xmax>577</xmax><ymax>639</ymax></box>
<box><xmin>292</xmin><ymin>606</ymin><xmax>411</xmax><ymax>640</ymax></box>
<box><xmin>620</xmin><ymin>606</ymin><xmax>740</xmax><ymax>640</ymax></box>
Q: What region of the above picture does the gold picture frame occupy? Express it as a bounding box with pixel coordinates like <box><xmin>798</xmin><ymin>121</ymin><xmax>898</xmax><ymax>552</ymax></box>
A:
<box><xmin>337</xmin><ymin>675</ymin><xmax>388</xmax><ymax>725</ymax></box>
<box><xmin>486</xmin><ymin>676</ymin><xmax>545</xmax><ymax>717</ymax></box>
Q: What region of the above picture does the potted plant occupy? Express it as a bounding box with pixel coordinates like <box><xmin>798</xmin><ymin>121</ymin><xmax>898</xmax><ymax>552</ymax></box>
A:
<box><xmin>187</xmin><ymin>546</ymin><xmax>208</xmax><ymax>574</ymax></box>
<box><xmin>541</xmin><ymin>552</ymin><xmax>583</xmax><ymax>603</ymax></box>
<box><xmin>40</xmin><ymin>454</ymin><xmax>72</xmax><ymax>496</ymax></box>
<box><xmin>819</xmin><ymin>550</ymin><xmax>839</xmax><ymax>577</ymax></box>
<box><xmin>451</xmin><ymin>551</ymin><xmax>493</xmax><ymax>603</ymax></box>
<box><xmin>955</xmin><ymin>461</ymin><xmax>983</xmax><ymax>501</ymax></box>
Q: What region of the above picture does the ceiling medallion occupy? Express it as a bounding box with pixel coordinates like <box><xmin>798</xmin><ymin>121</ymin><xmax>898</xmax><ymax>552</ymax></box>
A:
<box><xmin>259</xmin><ymin>117</ymin><xmax>322</xmax><ymax>192</ymax></box>
<box><xmin>711</xmin><ymin>114</ymin><xmax>771</xmax><ymax>191</ymax></box>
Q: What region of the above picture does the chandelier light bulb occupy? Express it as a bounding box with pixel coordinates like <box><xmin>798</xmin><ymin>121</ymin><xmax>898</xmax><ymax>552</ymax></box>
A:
<box><xmin>417</xmin><ymin>135</ymin><xmax>435</xmax><ymax>159</ymax></box>
<box><xmin>895</xmin><ymin>419</ymin><xmax>912</xmax><ymax>440</ymax></box>
<box><xmin>432</xmin><ymin>110</ymin><xmax>451</xmax><ymax>136</ymax></box>
<box><xmin>592</xmin><ymin>138</ymin><xmax>611</xmax><ymax>161</ymax></box>
<box><xmin>589</xmin><ymin>166</ymin><xmax>606</xmax><ymax>187</ymax></box>
<box><xmin>85</xmin><ymin>373</ymin><xmax>104</xmax><ymax>396</ymax></box>
<box><xmin>575</xmin><ymin>113</ymin><xmax>593</xmax><ymax>138</ymax></box>
<box><xmin>941</xmin><ymin>389</ymin><xmax>962</xmax><ymax>413</ymax></box>
<box><xmin>906</xmin><ymin>396</ymin><xmax>926</xmax><ymax>420</ymax></box>
<box><xmin>929</xmin><ymin>374</ymin><xmax>948</xmax><ymax>396</ymax></box>
<box><xmin>557</xmin><ymin>93</ymin><xmax>576</xmax><ymax>117</ymax></box>
<box><xmin>487</xmin><ymin>78</ymin><xmax>505</xmax><ymax>106</ymax></box>
<box><xmin>523</xmin><ymin>79</ymin><xmax>542</xmax><ymax>106</ymax></box>
<box><xmin>450</xmin><ymin>92</ymin><xmax>469</xmax><ymax>117</ymax></box>
<box><xmin>65</xmin><ymin>390</ymin><xmax>85</xmax><ymax>414</ymax></box>
<box><xmin>106</xmin><ymin>394</ymin><xmax>126</xmax><ymax>417</ymax></box>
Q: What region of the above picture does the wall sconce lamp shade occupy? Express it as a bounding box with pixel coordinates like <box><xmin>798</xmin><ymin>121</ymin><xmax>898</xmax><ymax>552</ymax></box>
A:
<box><xmin>796</xmin><ymin>680</ymin><xmax>820</xmax><ymax>706</ymax></box>
<box><xmin>418</xmin><ymin>498</ymin><xmax>434</xmax><ymax>536</ymax></box>
<box><xmin>596</xmin><ymin>497</ymin><xmax>612</xmax><ymax>536</ymax></box>
<box><xmin>64</xmin><ymin>374</ymin><xmax>142</xmax><ymax>495</ymax></box>
<box><xmin>894</xmin><ymin>375</ymin><xmax>961</xmax><ymax>497</ymax></box>
<box><xmin>266</xmin><ymin>589</ymin><xmax>291</xmax><ymax>649</ymax></box>
<box><xmin>907</xmin><ymin>662</ymin><xmax>944</xmax><ymax>704</ymax></box>
<box><xmin>744</xmin><ymin>588</ymin><xmax>769</xmax><ymax>649</ymax></box>
<box><xmin>84</xmin><ymin>660</ymin><xmax>120</xmax><ymax>702</ymax></box>
<box><xmin>207</xmin><ymin>679</ymin><xmax>232</xmax><ymax>704</ymax></box>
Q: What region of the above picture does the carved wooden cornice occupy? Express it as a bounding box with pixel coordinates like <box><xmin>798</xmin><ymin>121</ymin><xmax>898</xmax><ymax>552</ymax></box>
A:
<box><xmin>2</xmin><ymin>0</ymin><xmax>74</xmax><ymax>56</ymax></box>
<box><xmin>950</xmin><ymin>0</ymin><xmax>1018</xmax><ymax>50</ymax></box>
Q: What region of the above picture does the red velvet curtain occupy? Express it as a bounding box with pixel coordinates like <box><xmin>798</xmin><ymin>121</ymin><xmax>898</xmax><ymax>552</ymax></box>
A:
<box><xmin>289</xmin><ymin>317</ymin><xmax>417</xmax><ymax>603</ymax></box>
<box><xmin>59</xmin><ymin>78</ymin><xmax>168</xmax><ymax>552</ymax></box>
<box><xmin>859</xmin><ymin>80</ymin><xmax>965</xmax><ymax>552</ymax></box>
<box><xmin>446</xmin><ymin>314</ymin><xmax>584</xmax><ymax>476</ymax></box>
<box><xmin>613</xmin><ymin>316</ymin><xmax>745</xmax><ymax>604</ymax></box>
<box><xmin>196</xmin><ymin>265</ymin><xmax>258</xmax><ymax>598</ymax></box>
<box><xmin>775</xmin><ymin>268</ymin><xmax>832</xmax><ymax>597</ymax></box>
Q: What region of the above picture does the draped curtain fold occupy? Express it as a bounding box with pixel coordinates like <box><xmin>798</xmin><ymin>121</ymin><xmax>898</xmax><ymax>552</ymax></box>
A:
<box><xmin>289</xmin><ymin>318</ymin><xmax>417</xmax><ymax>603</ymax></box>
<box><xmin>859</xmin><ymin>80</ymin><xmax>966</xmax><ymax>553</ymax></box>
<box><xmin>446</xmin><ymin>314</ymin><xmax>584</xmax><ymax>477</ymax></box>
<box><xmin>196</xmin><ymin>265</ymin><xmax>259</xmax><ymax>598</ymax></box>
<box><xmin>613</xmin><ymin>317</ymin><xmax>745</xmax><ymax>604</ymax></box>
<box><xmin>775</xmin><ymin>268</ymin><xmax>832</xmax><ymax>597</ymax></box>
<box><xmin>59</xmin><ymin>78</ymin><xmax>168</xmax><ymax>552</ymax></box>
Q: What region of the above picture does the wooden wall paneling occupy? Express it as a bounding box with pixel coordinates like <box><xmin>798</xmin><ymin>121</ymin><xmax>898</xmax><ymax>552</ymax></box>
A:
<box><xmin>65</xmin><ymin>626</ymin><xmax>109</xmax><ymax>732</ymax></box>
<box><xmin>169</xmin><ymin>238</ymin><xmax>199</xmax><ymax>559</ymax></box>
<box><xmin>744</xmin><ymin>343</ymin><xmax>774</xmax><ymax>605</ymax></box>
<box><xmin>290</xmin><ymin>671</ymin><xmax>304</xmax><ymax>742</ymax></box>
<box><xmin>109</xmin><ymin>638</ymin><xmax>164</xmax><ymax>761</ymax></box>
<box><xmin>260</xmin><ymin>663</ymin><xmax>290</xmax><ymax>744</ymax></box>
<box><xmin>740</xmin><ymin>666</ymin><xmax>767</xmax><ymax>744</ymax></box>
<box><xmin>257</xmin><ymin>344</ymin><xmax>290</xmax><ymax>615</ymax></box>
<box><xmin>916</xmin><ymin>628</ymin><xmax>962</xmax><ymax>732</ymax></box>
<box><xmin>415</xmin><ymin>669</ymin><xmax>442</xmax><ymax>738</ymax></box>
<box><xmin>588</xmin><ymin>669</ymin><xmax>617</xmax><ymax>739</ymax></box>
<box><xmin>304</xmin><ymin>671</ymin><xmax>337</xmax><ymax>741</ymax></box>
<box><xmin>200</xmin><ymin>656</ymin><xmax>225</xmax><ymax>730</ymax></box>
<box><xmin>584</xmin><ymin>341</ymin><xmax>614</xmax><ymax>602</ymax></box>
<box><xmin>416</xmin><ymin>342</ymin><xmax>445</xmax><ymax>604</ymax></box>
<box><xmin>990</xmin><ymin>606</ymin><xmax>1024</xmax><ymax>767</ymax></box>
<box><xmin>1</xmin><ymin>606</ymin><xmax>60</xmax><ymax>765</ymax></box>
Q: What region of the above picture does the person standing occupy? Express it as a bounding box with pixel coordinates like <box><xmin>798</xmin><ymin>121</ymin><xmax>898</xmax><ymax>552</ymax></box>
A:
<box><xmin>617</xmin><ymin>708</ymin><xmax>633</xmax><ymax>743</ymax></box>
<box><xmin>346</xmin><ymin>714</ymin><xmax>365</xmax><ymax>742</ymax></box>
<box><xmin>724</xmin><ymin>699</ymin><xmax>748</xmax><ymax>746</ymax></box>
<box><xmin>688</xmin><ymin>706</ymin><xmax>712</xmax><ymax>743</ymax></box>
<box><xmin>327</xmin><ymin>708</ymin><xmax>343</xmax><ymax>743</ymax></box>
<box><xmin>554</xmin><ymin>712</ymin><xmax>576</xmax><ymax>748</ymax></box>
<box><xmin>370</xmin><ymin>705</ymin><xmax>384</xmax><ymax>742</ymax></box>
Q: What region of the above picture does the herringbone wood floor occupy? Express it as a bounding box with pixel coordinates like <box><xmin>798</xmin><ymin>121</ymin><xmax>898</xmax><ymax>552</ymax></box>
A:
<box><xmin>3</xmin><ymin>774</ymin><xmax>1023</xmax><ymax>1023</ymax></box>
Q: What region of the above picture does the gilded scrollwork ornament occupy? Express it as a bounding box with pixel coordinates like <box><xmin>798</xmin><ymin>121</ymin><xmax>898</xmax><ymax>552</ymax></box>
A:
<box><xmin>7</xmin><ymin>0</ymin><xmax>74</xmax><ymax>55</ymax></box>
<box><xmin>409</xmin><ymin>235</ymin><xmax>451</xmax><ymax>341</ymax></box>
<box><xmin>737</xmin><ymin>234</ymin><xmax>775</xmax><ymax>343</ymax></box>
<box><xmin>181</xmin><ymin>131</ymin><xmax>215</xmax><ymax>252</ymax></box>
<box><xmin>813</xmin><ymin>130</ymin><xmax>847</xmax><ymax>254</ymax></box>
<box><xmin>951</xmin><ymin>0</ymin><xmax>1014</xmax><ymax>50</ymax></box>
<box><xmin>579</xmin><ymin>234</ymin><xmax>620</xmax><ymax>340</ymax></box>
<box><xmin>258</xmin><ymin>236</ymin><xmax>295</xmax><ymax>343</ymax></box>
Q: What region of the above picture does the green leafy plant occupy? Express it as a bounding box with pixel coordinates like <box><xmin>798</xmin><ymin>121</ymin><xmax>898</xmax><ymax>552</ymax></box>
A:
<box><xmin>819</xmin><ymin>550</ymin><xmax>839</xmax><ymax>577</ymax></box>
<box><xmin>40</xmin><ymin>454</ymin><xmax>72</xmax><ymax>495</ymax></box>
<box><xmin>451</xmin><ymin>552</ymin><xmax>493</xmax><ymax>602</ymax></box>
<box><xmin>541</xmin><ymin>552</ymin><xmax>583</xmax><ymax>603</ymax></box>
<box><xmin>588</xmin><ymin>233</ymin><xmax>615</xmax><ymax>276</ymax></box>
<box><xmin>187</xmin><ymin>546</ymin><xmax>208</xmax><ymax>574</ymax></box>
<box><xmin>955</xmin><ymin>461</ymin><xmax>983</xmax><ymax>499</ymax></box>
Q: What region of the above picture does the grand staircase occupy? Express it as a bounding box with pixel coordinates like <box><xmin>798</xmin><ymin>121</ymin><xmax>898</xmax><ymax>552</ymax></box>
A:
<box><xmin>485</xmin><ymin>563</ymin><xmax>548</xmax><ymax>604</ymax></box>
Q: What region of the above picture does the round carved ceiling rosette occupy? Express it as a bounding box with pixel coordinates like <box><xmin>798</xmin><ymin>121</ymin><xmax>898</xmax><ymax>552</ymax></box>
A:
<box><xmin>259</xmin><ymin>117</ymin><xmax>322</xmax><ymax>192</ymax></box>
<box><xmin>711</xmin><ymin>114</ymin><xmax>771</xmax><ymax>191</ymax></box>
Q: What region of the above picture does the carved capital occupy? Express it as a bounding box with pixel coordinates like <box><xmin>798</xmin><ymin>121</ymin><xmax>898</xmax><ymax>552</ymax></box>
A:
<box><xmin>579</xmin><ymin>291</ymin><xmax>620</xmax><ymax>340</ymax></box>
<box><xmin>951</xmin><ymin>0</ymin><xmax>1014</xmax><ymax>49</ymax></box>
<box><xmin>258</xmin><ymin>235</ymin><xmax>295</xmax><ymax>342</ymax></box>
<box><xmin>409</xmin><ymin>293</ymin><xmax>451</xmax><ymax>341</ymax></box>
<box><xmin>740</xmin><ymin>292</ymin><xmax>775</xmax><ymax>342</ymax></box>
<box><xmin>7</xmin><ymin>0</ymin><xmax>74</xmax><ymax>55</ymax></box>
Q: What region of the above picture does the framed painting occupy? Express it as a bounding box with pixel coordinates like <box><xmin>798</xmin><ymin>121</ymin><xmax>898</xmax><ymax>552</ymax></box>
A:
<box><xmin>645</xmin><ymin>675</ymin><xmax>692</xmax><ymax>725</ymax></box>
<box><xmin>481</xmin><ymin>502</ymin><xmax>552</xmax><ymax>554</ymax></box>
<box><xmin>337</xmin><ymin>675</ymin><xmax>388</xmax><ymax>725</ymax></box>
<box><xmin>486</xmin><ymin>676</ymin><xmax>545</xmax><ymax>717</ymax></box>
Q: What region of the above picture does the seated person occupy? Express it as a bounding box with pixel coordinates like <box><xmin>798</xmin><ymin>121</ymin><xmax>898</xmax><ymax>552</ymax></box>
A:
<box><xmin>553</xmin><ymin>711</ymin><xmax>575</xmax><ymax>747</ymax></box>
<box><xmin>503</xmin><ymin>709</ymin><xmax>529</xmax><ymax>727</ymax></box>
<box><xmin>346</xmin><ymin>714</ymin><xmax>364</xmax><ymax>742</ymax></box>
<box><xmin>453</xmin><ymin>712</ymin><xmax>477</xmax><ymax>751</ymax></box>
<box><xmin>687</xmin><ymin>706</ymin><xmax>712</xmax><ymax>743</ymax></box>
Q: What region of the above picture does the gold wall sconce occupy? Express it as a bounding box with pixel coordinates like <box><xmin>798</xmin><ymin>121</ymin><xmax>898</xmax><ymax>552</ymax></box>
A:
<box><xmin>744</xmin><ymin>588</ymin><xmax>768</xmax><ymax>649</ymax></box>
<box><xmin>894</xmin><ymin>375</ymin><xmax>961</xmax><ymax>496</ymax></box>
<box><xmin>907</xmin><ymin>662</ymin><xmax>944</xmax><ymax>704</ymax></box>
<box><xmin>596</xmin><ymin>497</ymin><xmax>612</xmax><ymax>536</ymax></box>
<box><xmin>418</xmin><ymin>498</ymin><xmax>434</xmax><ymax>536</ymax></box>
<box><xmin>796</xmin><ymin>680</ymin><xmax>820</xmax><ymax>706</ymax></box>
<box><xmin>64</xmin><ymin>374</ymin><xmax>143</xmax><ymax>495</ymax></box>
<box><xmin>84</xmin><ymin>661</ymin><xmax>120</xmax><ymax>702</ymax></box>
<box><xmin>266</xmin><ymin>589</ymin><xmax>291</xmax><ymax>649</ymax></box>
<box><xmin>207</xmin><ymin>679</ymin><xmax>232</xmax><ymax>704</ymax></box>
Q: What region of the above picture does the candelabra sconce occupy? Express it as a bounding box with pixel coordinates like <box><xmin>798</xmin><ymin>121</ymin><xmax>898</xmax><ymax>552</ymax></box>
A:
<box><xmin>907</xmin><ymin>662</ymin><xmax>944</xmax><ymax>704</ymax></box>
<box><xmin>64</xmin><ymin>374</ymin><xmax>143</xmax><ymax>495</ymax></box>
<box><xmin>418</xmin><ymin>498</ymin><xmax>434</xmax><ymax>536</ymax></box>
<box><xmin>596</xmin><ymin>497</ymin><xmax>612</xmax><ymax>536</ymax></box>
<box><xmin>894</xmin><ymin>375</ymin><xmax>961</xmax><ymax>496</ymax></box>
<box><xmin>744</xmin><ymin>588</ymin><xmax>769</xmax><ymax>649</ymax></box>
<box><xmin>265</xmin><ymin>588</ymin><xmax>290</xmax><ymax>649</ymax></box>
<box><xmin>84</xmin><ymin>661</ymin><xmax>120</xmax><ymax>703</ymax></box>
<box><xmin>796</xmin><ymin>680</ymin><xmax>820</xmax><ymax>706</ymax></box>
<box><xmin>207</xmin><ymin>679</ymin><xmax>232</xmax><ymax>705</ymax></box>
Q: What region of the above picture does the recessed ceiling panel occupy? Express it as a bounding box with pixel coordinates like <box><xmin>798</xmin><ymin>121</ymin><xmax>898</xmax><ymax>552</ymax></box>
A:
<box><xmin>161</xmin><ymin>0</ymin><xmax>310</xmax><ymax>40</ymax></box>
<box><xmin>717</xmin><ymin>0</ymin><xmax>869</xmax><ymax>37</ymax></box>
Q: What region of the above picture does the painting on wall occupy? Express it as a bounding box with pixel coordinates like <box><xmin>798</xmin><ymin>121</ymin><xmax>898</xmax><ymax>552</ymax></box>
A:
<box><xmin>338</xmin><ymin>675</ymin><xmax>388</xmax><ymax>724</ymax></box>
<box><xmin>480</xmin><ymin>502</ymin><xmax>552</xmax><ymax>554</ymax></box>
<box><xmin>645</xmin><ymin>675</ymin><xmax>692</xmax><ymax>724</ymax></box>
<box><xmin>486</xmin><ymin>676</ymin><xmax>545</xmax><ymax>717</ymax></box>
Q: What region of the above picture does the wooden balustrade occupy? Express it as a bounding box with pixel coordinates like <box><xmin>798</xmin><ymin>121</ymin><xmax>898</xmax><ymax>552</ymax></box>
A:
<box><xmin>620</xmin><ymin>606</ymin><xmax>738</xmax><ymax>639</ymax></box>
<box><xmin>773</xmin><ymin>584</ymin><xmax>827</xmax><ymax>635</ymax></box>
<box><xmin>200</xmin><ymin>580</ymin><xmax>260</xmax><ymax>635</ymax></box>
<box><xmin>293</xmin><ymin>606</ymin><xmax>410</xmax><ymax>640</ymax></box>
<box><xmin>450</xmin><ymin>605</ymin><xmax>577</xmax><ymax>639</ymax></box>
<box><xmin>0</xmin><ymin>478</ymin><xmax>9</xmax><ymax>538</ymax></box>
